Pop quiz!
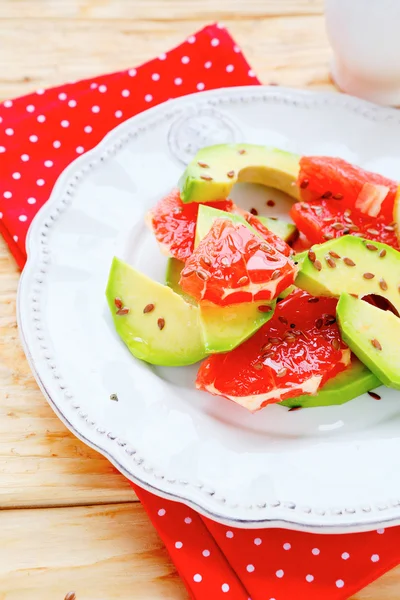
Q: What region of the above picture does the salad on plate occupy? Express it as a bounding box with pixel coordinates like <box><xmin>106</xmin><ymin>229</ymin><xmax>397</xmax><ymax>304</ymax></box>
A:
<box><xmin>105</xmin><ymin>143</ymin><xmax>400</xmax><ymax>413</ymax></box>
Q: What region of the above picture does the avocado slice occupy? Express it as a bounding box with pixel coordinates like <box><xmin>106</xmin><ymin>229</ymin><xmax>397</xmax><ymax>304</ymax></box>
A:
<box><xmin>280</xmin><ymin>358</ymin><xmax>381</xmax><ymax>408</ymax></box>
<box><xmin>106</xmin><ymin>257</ymin><xmax>206</xmax><ymax>366</ymax></box>
<box><xmin>296</xmin><ymin>236</ymin><xmax>400</xmax><ymax>314</ymax></box>
<box><xmin>337</xmin><ymin>293</ymin><xmax>400</xmax><ymax>389</ymax></box>
<box><xmin>165</xmin><ymin>257</ymin><xmax>275</xmax><ymax>353</ymax></box>
<box><xmin>258</xmin><ymin>216</ymin><xmax>297</xmax><ymax>244</ymax></box>
<box><xmin>194</xmin><ymin>205</ymin><xmax>257</xmax><ymax>248</ymax></box>
<box><xmin>179</xmin><ymin>144</ymin><xmax>300</xmax><ymax>204</ymax></box>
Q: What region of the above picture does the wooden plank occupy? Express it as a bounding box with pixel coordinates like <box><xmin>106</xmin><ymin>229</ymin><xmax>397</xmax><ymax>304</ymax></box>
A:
<box><xmin>0</xmin><ymin>14</ymin><xmax>333</xmax><ymax>101</ymax></box>
<box><xmin>0</xmin><ymin>237</ymin><xmax>136</xmax><ymax>507</ymax></box>
<box><xmin>0</xmin><ymin>0</ymin><xmax>324</xmax><ymax>20</ymax></box>
<box><xmin>0</xmin><ymin>503</ymin><xmax>188</xmax><ymax>600</ymax></box>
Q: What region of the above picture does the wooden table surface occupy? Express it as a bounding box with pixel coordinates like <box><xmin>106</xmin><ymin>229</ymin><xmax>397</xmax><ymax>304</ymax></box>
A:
<box><xmin>0</xmin><ymin>1</ymin><xmax>399</xmax><ymax>598</ymax></box>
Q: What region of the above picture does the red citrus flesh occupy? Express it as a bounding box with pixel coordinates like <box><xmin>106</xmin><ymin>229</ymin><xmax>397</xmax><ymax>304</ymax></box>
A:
<box><xmin>196</xmin><ymin>290</ymin><xmax>350</xmax><ymax>412</ymax></box>
<box><xmin>148</xmin><ymin>188</ymin><xmax>234</xmax><ymax>261</ymax></box>
<box><xmin>297</xmin><ymin>156</ymin><xmax>397</xmax><ymax>221</ymax></box>
<box><xmin>290</xmin><ymin>199</ymin><xmax>399</xmax><ymax>249</ymax></box>
<box><xmin>232</xmin><ymin>205</ymin><xmax>292</xmax><ymax>257</ymax></box>
<box><xmin>179</xmin><ymin>218</ymin><xmax>297</xmax><ymax>306</ymax></box>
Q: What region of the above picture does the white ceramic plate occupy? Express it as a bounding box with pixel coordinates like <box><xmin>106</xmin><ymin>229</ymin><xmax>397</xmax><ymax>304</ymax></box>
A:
<box><xmin>18</xmin><ymin>86</ymin><xmax>400</xmax><ymax>532</ymax></box>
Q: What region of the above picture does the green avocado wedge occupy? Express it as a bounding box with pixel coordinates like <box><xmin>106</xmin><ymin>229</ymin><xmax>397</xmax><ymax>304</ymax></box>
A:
<box><xmin>257</xmin><ymin>215</ymin><xmax>297</xmax><ymax>244</ymax></box>
<box><xmin>280</xmin><ymin>358</ymin><xmax>381</xmax><ymax>408</ymax></box>
<box><xmin>165</xmin><ymin>258</ymin><xmax>276</xmax><ymax>353</ymax></box>
<box><xmin>179</xmin><ymin>144</ymin><xmax>300</xmax><ymax>204</ymax></box>
<box><xmin>106</xmin><ymin>257</ymin><xmax>206</xmax><ymax>366</ymax></box>
<box><xmin>337</xmin><ymin>293</ymin><xmax>400</xmax><ymax>389</ymax></box>
<box><xmin>296</xmin><ymin>236</ymin><xmax>400</xmax><ymax>315</ymax></box>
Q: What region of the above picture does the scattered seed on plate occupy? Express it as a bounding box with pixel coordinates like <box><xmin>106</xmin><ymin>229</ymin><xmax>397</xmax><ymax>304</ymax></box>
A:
<box><xmin>110</xmin><ymin>393</ymin><xmax>119</xmax><ymax>402</ymax></box>
<box><xmin>114</xmin><ymin>297</ymin><xmax>123</xmax><ymax>309</ymax></box>
<box><xmin>371</xmin><ymin>338</ymin><xmax>382</xmax><ymax>351</ymax></box>
<box><xmin>227</xmin><ymin>170</ymin><xmax>235</xmax><ymax>178</ymax></box>
<box><xmin>313</xmin><ymin>260</ymin><xmax>322</xmax><ymax>271</ymax></box>
<box><xmin>267</xmin><ymin>199</ymin><xmax>275</xmax><ymax>207</ymax></box>
<box><xmin>379</xmin><ymin>249</ymin><xmax>387</xmax><ymax>258</ymax></box>
<box><xmin>300</xmin><ymin>179</ymin><xmax>309</xmax><ymax>189</ymax></box>
<box><xmin>157</xmin><ymin>318</ymin><xmax>165</xmax><ymax>330</ymax></box>
<box><xmin>368</xmin><ymin>391</ymin><xmax>381</xmax><ymax>400</ymax></box>
<box><xmin>363</xmin><ymin>272</ymin><xmax>375</xmax><ymax>279</ymax></box>
<box><xmin>379</xmin><ymin>278</ymin><xmax>388</xmax><ymax>291</ymax></box>
<box><xmin>198</xmin><ymin>161</ymin><xmax>209</xmax><ymax>168</ymax></box>
<box><xmin>116</xmin><ymin>307</ymin><xmax>129</xmax><ymax>316</ymax></box>
<box><xmin>143</xmin><ymin>303</ymin><xmax>155</xmax><ymax>314</ymax></box>
<box><xmin>343</xmin><ymin>257</ymin><xmax>356</xmax><ymax>267</ymax></box>
<box><xmin>200</xmin><ymin>174</ymin><xmax>213</xmax><ymax>181</ymax></box>
<box><xmin>250</xmin><ymin>207</ymin><xmax>258</xmax><ymax>215</ymax></box>
<box><xmin>289</xmin><ymin>406</ymin><xmax>302</xmax><ymax>411</ymax></box>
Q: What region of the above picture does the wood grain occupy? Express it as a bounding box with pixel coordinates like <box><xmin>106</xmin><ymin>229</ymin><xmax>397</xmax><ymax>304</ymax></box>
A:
<box><xmin>0</xmin><ymin>503</ymin><xmax>187</xmax><ymax>600</ymax></box>
<box><xmin>0</xmin><ymin>0</ymin><xmax>397</xmax><ymax>598</ymax></box>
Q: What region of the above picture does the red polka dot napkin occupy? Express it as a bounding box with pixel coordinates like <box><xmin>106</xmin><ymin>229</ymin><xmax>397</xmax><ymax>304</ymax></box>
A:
<box><xmin>1</xmin><ymin>22</ymin><xmax>399</xmax><ymax>600</ymax></box>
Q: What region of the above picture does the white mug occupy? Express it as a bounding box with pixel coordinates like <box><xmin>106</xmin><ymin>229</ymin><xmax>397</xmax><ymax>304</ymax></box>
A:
<box><xmin>325</xmin><ymin>0</ymin><xmax>400</xmax><ymax>106</ymax></box>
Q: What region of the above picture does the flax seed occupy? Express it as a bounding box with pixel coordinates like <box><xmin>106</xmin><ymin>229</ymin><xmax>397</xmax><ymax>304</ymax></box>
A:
<box><xmin>227</xmin><ymin>170</ymin><xmax>235</xmax><ymax>178</ymax></box>
<box><xmin>315</xmin><ymin>318</ymin><xmax>323</xmax><ymax>329</ymax></box>
<box><xmin>331</xmin><ymin>339</ymin><xmax>340</xmax><ymax>351</ymax></box>
<box><xmin>371</xmin><ymin>339</ymin><xmax>382</xmax><ymax>351</ymax></box>
<box><xmin>277</xmin><ymin>367</ymin><xmax>287</xmax><ymax>378</ymax></box>
<box><xmin>300</xmin><ymin>179</ymin><xmax>309</xmax><ymax>189</ymax></box>
<box><xmin>379</xmin><ymin>278</ymin><xmax>388</xmax><ymax>291</ymax></box>
<box><xmin>258</xmin><ymin>305</ymin><xmax>272</xmax><ymax>313</ymax></box>
<box><xmin>198</xmin><ymin>161</ymin><xmax>209</xmax><ymax>168</ymax></box>
<box><xmin>379</xmin><ymin>249</ymin><xmax>387</xmax><ymax>258</ymax></box>
<box><xmin>343</xmin><ymin>257</ymin><xmax>356</xmax><ymax>267</ymax></box>
<box><xmin>143</xmin><ymin>303</ymin><xmax>155</xmax><ymax>314</ymax></box>
<box><xmin>365</xmin><ymin>243</ymin><xmax>378</xmax><ymax>251</ymax></box>
<box><xmin>333</xmin><ymin>193</ymin><xmax>343</xmax><ymax>200</ymax></box>
<box><xmin>325</xmin><ymin>256</ymin><xmax>336</xmax><ymax>268</ymax></box>
<box><xmin>321</xmin><ymin>191</ymin><xmax>332</xmax><ymax>199</ymax></box>
<box><xmin>200</xmin><ymin>174</ymin><xmax>213</xmax><ymax>181</ymax></box>
<box><xmin>332</xmin><ymin>222</ymin><xmax>344</xmax><ymax>231</ymax></box>
<box><xmin>250</xmin><ymin>207</ymin><xmax>258</xmax><ymax>215</ymax></box>
<box><xmin>363</xmin><ymin>272</ymin><xmax>375</xmax><ymax>279</ymax></box>
<box><xmin>308</xmin><ymin>297</ymin><xmax>319</xmax><ymax>303</ymax></box>
<box><xmin>278</xmin><ymin>316</ymin><xmax>288</xmax><ymax>324</ymax></box>
<box><xmin>329</xmin><ymin>251</ymin><xmax>341</xmax><ymax>259</ymax></box>
<box><xmin>368</xmin><ymin>391</ymin><xmax>381</xmax><ymax>400</ymax></box>
<box><xmin>267</xmin><ymin>199</ymin><xmax>275</xmax><ymax>207</ymax></box>
<box><xmin>237</xmin><ymin>275</ymin><xmax>249</xmax><ymax>285</ymax></box>
<box><xmin>313</xmin><ymin>260</ymin><xmax>322</xmax><ymax>271</ymax></box>
<box><xmin>116</xmin><ymin>307</ymin><xmax>129</xmax><ymax>316</ymax></box>
<box><xmin>157</xmin><ymin>318</ymin><xmax>165</xmax><ymax>330</ymax></box>
<box><xmin>308</xmin><ymin>250</ymin><xmax>316</xmax><ymax>263</ymax></box>
<box><xmin>114</xmin><ymin>297</ymin><xmax>123</xmax><ymax>309</ymax></box>
<box><xmin>367</xmin><ymin>228</ymin><xmax>379</xmax><ymax>236</ymax></box>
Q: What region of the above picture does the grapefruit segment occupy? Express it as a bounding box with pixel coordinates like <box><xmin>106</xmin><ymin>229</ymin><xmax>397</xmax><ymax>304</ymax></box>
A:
<box><xmin>180</xmin><ymin>218</ymin><xmax>297</xmax><ymax>306</ymax></box>
<box><xmin>147</xmin><ymin>188</ymin><xmax>233</xmax><ymax>261</ymax></box>
<box><xmin>196</xmin><ymin>289</ymin><xmax>350</xmax><ymax>412</ymax></box>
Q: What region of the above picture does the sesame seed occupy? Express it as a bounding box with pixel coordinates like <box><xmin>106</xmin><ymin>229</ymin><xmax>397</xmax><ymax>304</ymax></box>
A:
<box><xmin>343</xmin><ymin>257</ymin><xmax>356</xmax><ymax>267</ymax></box>
<box><xmin>308</xmin><ymin>250</ymin><xmax>316</xmax><ymax>263</ymax></box>
<box><xmin>300</xmin><ymin>179</ymin><xmax>309</xmax><ymax>189</ymax></box>
<box><xmin>258</xmin><ymin>305</ymin><xmax>272</xmax><ymax>313</ymax></box>
<box><xmin>198</xmin><ymin>161</ymin><xmax>209</xmax><ymax>168</ymax></box>
<box><xmin>116</xmin><ymin>307</ymin><xmax>130</xmax><ymax>316</ymax></box>
<box><xmin>114</xmin><ymin>297</ymin><xmax>123</xmax><ymax>309</ymax></box>
<box><xmin>332</xmin><ymin>223</ymin><xmax>344</xmax><ymax>231</ymax></box>
<box><xmin>196</xmin><ymin>269</ymin><xmax>209</xmax><ymax>280</ymax></box>
<box><xmin>313</xmin><ymin>260</ymin><xmax>322</xmax><ymax>271</ymax></box>
<box><xmin>143</xmin><ymin>303</ymin><xmax>155</xmax><ymax>313</ymax></box>
<box><xmin>379</xmin><ymin>278</ymin><xmax>388</xmax><ymax>291</ymax></box>
<box><xmin>363</xmin><ymin>272</ymin><xmax>375</xmax><ymax>279</ymax></box>
<box><xmin>237</xmin><ymin>275</ymin><xmax>249</xmax><ymax>285</ymax></box>
<box><xmin>200</xmin><ymin>174</ymin><xmax>213</xmax><ymax>181</ymax></box>
<box><xmin>325</xmin><ymin>256</ymin><xmax>336</xmax><ymax>268</ymax></box>
<box><xmin>371</xmin><ymin>338</ymin><xmax>382</xmax><ymax>351</ymax></box>
<box><xmin>365</xmin><ymin>243</ymin><xmax>378</xmax><ymax>251</ymax></box>
<box><xmin>379</xmin><ymin>249</ymin><xmax>387</xmax><ymax>258</ymax></box>
<box><xmin>227</xmin><ymin>170</ymin><xmax>235</xmax><ymax>178</ymax></box>
<box><xmin>329</xmin><ymin>251</ymin><xmax>341</xmax><ymax>259</ymax></box>
<box><xmin>157</xmin><ymin>318</ymin><xmax>165</xmax><ymax>330</ymax></box>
